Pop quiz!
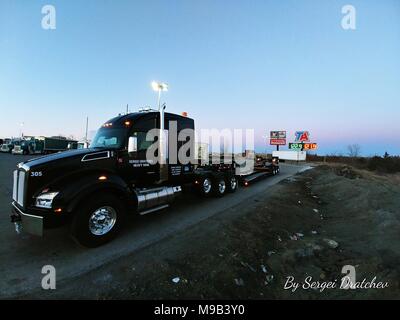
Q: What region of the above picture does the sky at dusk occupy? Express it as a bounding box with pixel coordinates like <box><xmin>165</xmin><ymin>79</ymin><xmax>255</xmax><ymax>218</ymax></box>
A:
<box><xmin>1</xmin><ymin>0</ymin><xmax>399</xmax><ymax>156</ymax></box>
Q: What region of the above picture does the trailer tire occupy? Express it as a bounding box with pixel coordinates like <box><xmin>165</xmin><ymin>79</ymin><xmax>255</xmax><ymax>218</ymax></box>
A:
<box><xmin>226</xmin><ymin>175</ymin><xmax>238</xmax><ymax>193</ymax></box>
<box><xmin>212</xmin><ymin>174</ymin><xmax>226</xmax><ymax>197</ymax></box>
<box><xmin>71</xmin><ymin>193</ymin><xmax>126</xmax><ymax>248</ymax></box>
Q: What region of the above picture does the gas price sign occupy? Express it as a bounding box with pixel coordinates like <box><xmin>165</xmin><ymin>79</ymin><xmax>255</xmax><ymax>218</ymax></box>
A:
<box><xmin>302</xmin><ymin>143</ymin><xmax>318</xmax><ymax>151</ymax></box>
<box><xmin>289</xmin><ymin>142</ymin><xmax>318</xmax><ymax>151</ymax></box>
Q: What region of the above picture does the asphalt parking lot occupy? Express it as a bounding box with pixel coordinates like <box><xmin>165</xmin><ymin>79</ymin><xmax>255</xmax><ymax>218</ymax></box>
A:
<box><xmin>0</xmin><ymin>152</ymin><xmax>310</xmax><ymax>298</ymax></box>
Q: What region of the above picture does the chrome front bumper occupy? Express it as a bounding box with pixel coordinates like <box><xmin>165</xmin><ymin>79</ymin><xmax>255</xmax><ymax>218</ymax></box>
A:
<box><xmin>11</xmin><ymin>202</ymin><xmax>43</xmax><ymax>236</ymax></box>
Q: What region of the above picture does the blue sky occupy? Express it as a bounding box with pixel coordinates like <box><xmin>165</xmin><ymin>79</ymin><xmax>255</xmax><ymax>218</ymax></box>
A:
<box><xmin>1</xmin><ymin>0</ymin><xmax>399</xmax><ymax>156</ymax></box>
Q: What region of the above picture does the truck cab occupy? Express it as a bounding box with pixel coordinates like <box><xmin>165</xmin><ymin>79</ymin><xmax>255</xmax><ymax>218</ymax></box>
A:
<box><xmin>11</xmin><ymin>110</ymin><xmax>197</xmax><ymax>247</ymax></box>
<box><xmin>12</xmin><ymin>137</ymin><xmax>35</xmax><ymax>155</ymax></box>
<box><xmin>2</xmin><ymin>138</ymin><xmax>20</xmax><ymax>153</ymax></box>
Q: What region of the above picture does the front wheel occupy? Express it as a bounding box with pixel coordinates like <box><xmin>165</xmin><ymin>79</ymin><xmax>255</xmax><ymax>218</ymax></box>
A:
<box><xmin>71</xmin><ymin>193</ymin><xmax>126</xmax><ymax>247</ymax></box>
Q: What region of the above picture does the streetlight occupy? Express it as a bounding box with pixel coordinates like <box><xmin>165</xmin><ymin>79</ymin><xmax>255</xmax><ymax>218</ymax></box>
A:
<box><xmin>151</xmin><ymin>81</ymin><xmax>168</xmax><ymax>111</ymax></box>
<box><xmin>20</xmin><ymin>122</ymin><xmax>24</xmax><ymax>138</ymax></box>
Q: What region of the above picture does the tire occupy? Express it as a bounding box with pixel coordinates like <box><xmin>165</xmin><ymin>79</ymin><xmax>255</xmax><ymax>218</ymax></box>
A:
<box><xmin>197</xmin><ymin>175</ymin><xmax>213</xmax><ymax>197</ymax></box>
<box><xmin>212</xmin><ymin>174</ymin><xmax>227</xmax><ymax>197</ymax></box>
<box><xmin>71</xmin><ymin>193</ymin><xmax>126</xmax><ymax>248</ymax></box>
<box><xmin>226</xmin><ymin>174</ymin><xmax>238</xmax><ymax>193</ymax></box>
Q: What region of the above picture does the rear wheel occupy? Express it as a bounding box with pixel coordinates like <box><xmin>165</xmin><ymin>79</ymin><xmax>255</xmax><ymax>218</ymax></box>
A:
<box><xmin>197</xmin><ymin>175</ymin><xmax>213</xmax><ymax>197</ymax></box>
<box><xmin>212</xmin><ymin>174</ymin><xmax>226</xmax><ymax>197</ymax></box>
<box><xmin>71</xmin><ymin>193</ymin><xmax>126</xmax><ymax>247</ymax></box>
<box><xmin>226</xmin><ymin>175</ymin><xmax>238</xmax><ymax>193</ymax></box>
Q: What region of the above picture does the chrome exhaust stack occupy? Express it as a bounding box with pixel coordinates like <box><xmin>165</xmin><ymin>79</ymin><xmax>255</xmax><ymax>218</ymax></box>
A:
<box><xmin>158</xmin><ymin>104</ymin><xmax>168</xmax><ymax>183</ymax></box>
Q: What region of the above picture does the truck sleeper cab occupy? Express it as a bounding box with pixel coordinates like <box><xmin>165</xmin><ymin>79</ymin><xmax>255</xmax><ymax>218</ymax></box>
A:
<box><xmin>10</xmin><ymin>109</ymin><xmax>278</xmax><ymax>247</ymax></box>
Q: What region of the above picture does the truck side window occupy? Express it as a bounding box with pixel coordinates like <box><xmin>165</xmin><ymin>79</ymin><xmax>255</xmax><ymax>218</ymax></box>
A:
<box><xmin>132</xmin><ymin>132</ymin><xmax>155</xmax><ymax>153</ymax></box>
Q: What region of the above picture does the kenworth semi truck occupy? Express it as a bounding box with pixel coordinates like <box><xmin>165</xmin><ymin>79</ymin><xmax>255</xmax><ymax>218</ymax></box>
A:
<box><xmin>10</xmin><ymin>108</ymin><xmax>279</xmax><ymax>247</ymax></box>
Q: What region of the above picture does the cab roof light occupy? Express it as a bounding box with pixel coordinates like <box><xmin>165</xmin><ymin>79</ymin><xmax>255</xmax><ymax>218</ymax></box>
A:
<box><xmin>124</xmin><ymin>121</ymin><xmax>131</xmax><ymax>126</ymax></box>
<box><xmin>98</xmin><ymin>176</ymin><xmax>107</xmax><ymax>181</ymax></box>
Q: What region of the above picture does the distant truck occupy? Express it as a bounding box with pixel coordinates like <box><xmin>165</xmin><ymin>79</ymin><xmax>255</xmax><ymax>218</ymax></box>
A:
<box><xmin>12</xmin><ymin>136</ymin><xmax>77</xmax><ymax>155</ymax></box>
<box><xmin>11</xmin><ymin>137</ymin><xmax>36</xmax><ymax>155</ymax></box>
<box><xmin>67</xmin><ymin>141</ymin><xmax>89</xmax><ymax>150</ymax></box>
<box><xmin>1</xmin><ymin>138</ymin><xmax>21</xmax><ymax>153</ymax></box>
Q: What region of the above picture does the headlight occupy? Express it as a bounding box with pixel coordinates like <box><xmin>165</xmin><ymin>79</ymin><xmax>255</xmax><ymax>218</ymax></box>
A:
<box><xmin>35</xmin><ymin>192</ymin><xmax>59</xmax><ymax>209</ymax></box>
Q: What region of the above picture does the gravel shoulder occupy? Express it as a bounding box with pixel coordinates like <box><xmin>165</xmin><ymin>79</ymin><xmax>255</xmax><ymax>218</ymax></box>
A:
<box><xmin>24</xmin><ymin>164</ymin><xmax>400</xmax><ymax>299</ymax></box>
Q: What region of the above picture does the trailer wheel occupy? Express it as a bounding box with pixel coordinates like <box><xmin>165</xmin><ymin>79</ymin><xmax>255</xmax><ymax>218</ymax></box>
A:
<box><xmin>212</xmin><ymin>174</ymin><xmax>226</xmax><ymax>197</ymax></box>
<box><xmin>226</xmin><ymin>175</ymin><xmax>238</xmax><ymax>193</ymax></box>
<box><xmin>71</xmin><ymin>193</ymin><xmax>126</xmax><ymax>248</ymax></box>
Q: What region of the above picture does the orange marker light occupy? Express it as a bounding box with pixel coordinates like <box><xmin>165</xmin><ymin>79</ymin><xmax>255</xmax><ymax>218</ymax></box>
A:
<box><xmin>54</xmin><ymin>208</ymin><xmax>62</xmax><ymax>213</ymax></box>
<box><xmin>182</xmin><ymin>112</ymin><xmax>188</xmax><ymax>117</ymax></box>
<box><xmin>98</xmin><ymin>176</ymin><xmax>107</xmax><ymax>181</ymax></box>
<box><xmin>244</xmin><ymin>181</ymin><xmax>249</xmax><ymax>186</ymax></box>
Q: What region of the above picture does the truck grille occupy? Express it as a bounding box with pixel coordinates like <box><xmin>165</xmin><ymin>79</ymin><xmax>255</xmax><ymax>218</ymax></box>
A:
<box><xmin>13</xmin><ymin>170</ymin><xmax>26</xmax><ymax>207</ymax></box>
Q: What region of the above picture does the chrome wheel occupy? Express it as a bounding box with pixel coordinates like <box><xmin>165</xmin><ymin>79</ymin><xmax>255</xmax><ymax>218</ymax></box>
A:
<box><xmin>218</xmin><ymin>180</ymin><xmax>226</xmax><ymax>194</ymax></box>
<box><xmin>203</xmin><ymin>178</ymin><xmax>212</xmax><ymax>194</ymax></box>
<box><xmin>230</xmin><ymin>177</ymin><xmax>237</xmax><ymax>190</ymax></box>
<box><xmin>89</xmin><ymin>206</ymin><xmax>117</xmax><ymax>236</ymax></box>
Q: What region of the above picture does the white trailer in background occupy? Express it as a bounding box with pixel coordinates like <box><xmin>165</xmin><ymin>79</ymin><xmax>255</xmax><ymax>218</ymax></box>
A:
<box><xmin>273</xmin><ymin>150</ymin><xmax>306</xmax><ymax>161</ymax></box>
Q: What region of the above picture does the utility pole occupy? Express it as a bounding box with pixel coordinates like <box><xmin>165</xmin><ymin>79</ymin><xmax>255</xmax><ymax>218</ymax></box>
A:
<box><xmin>85</xmin><ymin>116</ymin><xmax>89</xmax><ymax>142</ymax></box>
<box><xmin>126</xmin><ymin>104</ymin><xmax>129</xmax><ymax>115</ymax></box>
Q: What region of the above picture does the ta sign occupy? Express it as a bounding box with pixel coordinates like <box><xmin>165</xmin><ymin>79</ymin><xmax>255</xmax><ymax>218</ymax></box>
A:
<box><xmin>295</xmin><ymin>131</ymin><xmax>310</xmax><ymax>142</ymax></box>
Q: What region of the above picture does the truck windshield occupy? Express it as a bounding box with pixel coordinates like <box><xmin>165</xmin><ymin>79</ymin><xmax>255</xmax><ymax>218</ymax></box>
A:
<box><xmin>90</xmin><ymin>127</ymin><xmax>127</xmax><ymax>149</ymax></box>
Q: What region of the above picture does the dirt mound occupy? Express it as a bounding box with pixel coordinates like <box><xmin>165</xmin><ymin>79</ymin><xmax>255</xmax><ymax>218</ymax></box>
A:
<box><xmin>334</xmin><ymin>165</ymin><xmax>362</xmax><ymax>179</ymax></box>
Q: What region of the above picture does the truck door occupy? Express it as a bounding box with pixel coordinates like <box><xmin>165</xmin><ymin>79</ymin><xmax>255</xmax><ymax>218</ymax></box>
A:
<box><xmin>126</xmin><ymin>131</ymin><xmax>160</xmax><ymax>184</ymax></box>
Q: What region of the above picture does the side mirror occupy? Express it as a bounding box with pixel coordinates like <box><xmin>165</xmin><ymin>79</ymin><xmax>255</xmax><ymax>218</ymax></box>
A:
<box><xmin>128</xmin><ymin>136</ymin><xmax>137</xmax><ymax>153</ymax></box>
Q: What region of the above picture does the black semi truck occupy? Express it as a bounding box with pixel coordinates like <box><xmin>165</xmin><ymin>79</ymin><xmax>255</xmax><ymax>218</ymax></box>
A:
<box><xmin>11</xmin><ymin>108</ymin><xmax>279</xmax><ymax>247</ymax></box>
